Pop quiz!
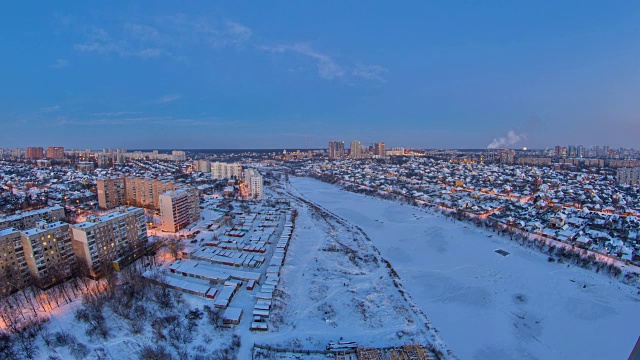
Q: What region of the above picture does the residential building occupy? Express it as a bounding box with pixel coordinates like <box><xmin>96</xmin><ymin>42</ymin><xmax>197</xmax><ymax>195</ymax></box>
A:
<box><xmin>25</xmin><ymin>147</ymin><xmax>44</xmax><ymax>159</ymax></box>
<box><xmin>244</xmin><ymin>169</ymin><xmax>264</xmax><ymax>199</ymax></box>
<box><xmin>97</xmin><ymin>177</ymin><xmax>126</xmax><ymax>209</ymax></box>
<box><xmin>70</xmin><ymin>207</ymin><xmax>148</xmax><ymax>277</ymax></box>
<box><xmin>193</xmin><ymin>160</ymin><xmax>211</xmax><ymax>173</ymax></box>
<box><xmin>45</xmin><ymin>146</ymin><xmax>65</xmax><ymax>160</ymax></box>
<box><xmin>500</xmin><ymin>150</ymin><xmax>515</xmax><ymax>165</ymax></box>
<box><xmin>374</xmin><ymin>142</ymin><xmax>386</xmax><ymax>157</ymax></box>
<box><xmin>20</xmin><ymin>221</ymin><xmax>74</xmax><ymax>288</ymax></box>
<box><xmin>172</xmin><ymin>150</ymin><xmax>187</xmax><ymax>161</ymax></box>
<box><xmin>617</xmin><ymin>167</ymin><xmax>640</xmax><ymax>186</ymax></box>
<box><xmin>350</xmin><ymin>141</ymin><xmax>361</xmax><ymax>159</ymax></box>
<box><xmin>329</xmin><ymin>141</ymin><xmax>345</xmax><ymax>159</ymax></box>
<box><xmin>0</xmin><ymin>206</ymin><xmax>66</xmax><ymax>231</ymax></box>
<box><xmin>159</xmin><ymin>188</ymin><xmax>200</xmax><ymax>232</ymax></box>
<box><xmin>0</xmin><ymin>228</ymin><xmax>30</xmax><ymax>292</ymax></box>
<box><xmin>386</xmin><ymin>147</ymin><xmax>405</xmax><ymax>156</ymax></box>
<box><xmin>211</xmin><ymin>162</ymin><xmax>243</xmax><ymax>180</ymax></box>
<box><xmin>96</xmin><ymin>176</ymin><xmax>177</xmax><ymax>209</ymax></box>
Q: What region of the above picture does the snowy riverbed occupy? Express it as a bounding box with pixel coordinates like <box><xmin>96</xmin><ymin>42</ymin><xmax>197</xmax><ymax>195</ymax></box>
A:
<box><xmin>290</xmin><ymin>177</ymin><xmax>640</xmax><ymax>360</ymax></box>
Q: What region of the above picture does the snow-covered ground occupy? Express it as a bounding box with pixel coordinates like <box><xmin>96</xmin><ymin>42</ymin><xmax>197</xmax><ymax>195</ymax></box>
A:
<box><xmin>290</xmin><ymin>177</ymin><xmax>640</xmax><ymax>360</ymax></box>
<box><xmin>251</xmin><ymin>185</ymin><xmax>443</xmax><ymax>355</ymax></box>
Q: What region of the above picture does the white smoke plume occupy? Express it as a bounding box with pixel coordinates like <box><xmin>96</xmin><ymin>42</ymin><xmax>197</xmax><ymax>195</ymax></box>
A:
<box><xmin>488</xmin><ymin>130</ymin><xmax>526</xmax><ymax>149</ymax></box>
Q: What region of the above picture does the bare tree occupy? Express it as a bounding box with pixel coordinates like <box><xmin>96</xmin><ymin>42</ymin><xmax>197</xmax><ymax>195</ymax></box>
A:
<box><xmin>165</xmin><ymin>236</ymin><xmax>185</xmax><ymax>260</ymax></box>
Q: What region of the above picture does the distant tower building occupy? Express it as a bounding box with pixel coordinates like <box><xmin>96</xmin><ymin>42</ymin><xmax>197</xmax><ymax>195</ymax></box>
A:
<box><xmin>499</xmin><ymin>149</ymin><xmax>515</xmax><ymax>165</ymax></box>
<box><xmin>374</xmin><ymin>142</ymin><xmax>386</xmax><ymax>157</ymax></box>
<box><xmin>350</xmin><ymin>141</ymin><xmax>361</xmax><ymax>159</ymax></box>
<box><xmin>46</xmin><ymin>147</ymin><xmax>65</xmax><ymax>160</ymax></box>
<box><xmin>617</xmin><ymin>168</ymin><xmax>640</xmax><ymax>186</ymax></box>
<box><xmin>568</xmin><ymin>145</ymin><xmax>576</xmax><ymax>158</ymax></box>
<box><xmin>328</xmin><ymin>141</ymin><xmax>345</xmax><ymax>159</ymax></box>
<box><xmin>25</xmin><ymin>147</ymin><xmax>44</xmax><ymax>159</ymax></box>
<box><xmin>577</xmin><ymin>145</ymin><xmax>585</xmax><ymax>158</ymax></box>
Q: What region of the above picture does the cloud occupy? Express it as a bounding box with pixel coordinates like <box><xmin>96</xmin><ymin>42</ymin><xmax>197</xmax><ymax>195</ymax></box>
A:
<box><xmin>50</xmin><ymin>59</ymin><xmax>69</xmax><ymax>69</ymax></box>
<box><xmin>488</xmin><ymin>130</ymin><xmax>526</xmax><ymax>149</ymax></box>
<box><xmin>40</xmin><ymin>105</ymin><xmax>61</xmax><ymax>113</ymax></box>
<box><xmin>260</xmin><ymin>43</ymin><xmax>344</xmax><ymax>80</ymax></box>
<box><xmin>90</xmin><ymin>111</ymin><xmax>142</xmax><ymax>116</ymax></box>
<box><xmin>352</xmin><ymin>64</ymin><xmax>388</xmax><ymax>82</ymax></box>
<box><xmin>156</xmin><ymin>94</ymin><xmax>182</xmax><ymax>104</ymax></box>
<box><xmin>74</xmin><ymin>26</ymin><xmax>169</xmax><ymax>59</ymax></box>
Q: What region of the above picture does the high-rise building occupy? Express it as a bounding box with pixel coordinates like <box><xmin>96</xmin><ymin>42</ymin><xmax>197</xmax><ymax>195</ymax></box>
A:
<box><xmin>350</xmin><ymin>141</ymin><xmax>361</xmax><ymax>159</ymax></box>
<box><xmin>97</xmin><ymin>177</ymin><xmax>126</xmax><ymax>209</ymax></box>
<box><xmin>159</xmin><ymin>188</ymin><xmax>200</xmax><ymax>232</ymax></box>
<box><xmin>0</xmin><ymin>206</ymin><xmax>66</xmax><ymax>231</ymax></box>
<box><xmin>172</xmin><ymin>150</ymin><xmax>186</xmax><ymax>161</ymax></box>
<box><xmin>0</xmin><ymin>228</ymin><xmax>31</xmax><ymax>292</ymax></box>
<box><xmin>374</xmin><ymin>142</ymin><xmax>386</xmax><ymax>157</ymax></box>
<box><xmin>45</xmin><ymin>147</ymin><xmax>65</xmax><ymax>160</ymax></box>
<box><xmin>568</xmin><ymin>145</ymin><xmax>576</xmax><ymax>158</ymax></box>
<box><xmin>25</xmin><ymin>147</ymin><xmax>44</xmax><ymax>159</ymax></box>
<box><xmin>243</xmin><ymin>169</ymin><xmax>264</xmax><ymax>199</ymax></box>
<box><xmin>193</xmin><ymin>160</ymin><xmax>211</xmax><ymax>173</ymax></box>
<box><xmin>617</xmin><ymin>168</ymin><xmax>640</xmax><ymax>186</ymax></box>
<box><xmin>96</xmin><ymin>176</ymin><xmax>178</xmax><ymax>209</ymax></box>
<box><xmin>70</xmin><ymin>207</ymin><xmax>148</xmax><ymax>277</ymax></box>
<box><xmin>211</xmin><ymin>162</ymin><xmax>243</xmax><ymax>180</ymax></box>
<box><xmin>20</xmin><ymin>221</ymin><xmax>74</xmax><ymax>288</ymax></box>
<box><xmin>577</xmin><ymin>145</ymin><xmax>585</xmax><ymax>158</ymax></box>
<box><xmin>499</xmin><ymin>149</ymin><xmax>516</xmax><ymax>165</ymax></box>
<box><xmin>329</xmin><ymin>141</ymin><xmax>345</xmax><ymax>159</ymax></box>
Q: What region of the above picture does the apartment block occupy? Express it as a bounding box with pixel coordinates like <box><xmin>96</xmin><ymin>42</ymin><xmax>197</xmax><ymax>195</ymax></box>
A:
<box><xmin>97</xmin><ymin>177</ymin><xmax>126</xmax><ymax>209</ymax></box>
<box><xmin>159</xmin><ymin>188</ymin><xmax>200</xmax><ymax>232</ymax></box>
<box><xmin>70</xmin><ymin>207</ymin><xmax>148</xmax><ymax>277</ymax></box>
<box><xmin>96</xmin><ymin>176</ymin><xmax>176</xmax><ymax>209</ymax></box>
<box><xmin>329</xmin><ymin>141</ymin><xmax>345</xmax><ymax>159</ymax></box>
<box><xmin>244</xmin><ymin>168</ymin><xmax>264</xmax><ymax>199</ymax></box>
<box><xmin>193</xmin><ymin>160</ymin><xmax>211</xmax><ymax>173</ymax></box>
<box><xmin>20</xmin><ymin>221</ymin><xmax>74</xmax><ymax>288</ymax></box>
<box><xmin>374</xmin><ymin>142</ymin><xmax>386</xmax><ymax>157</ymax></box>
<box><xmin>45</xmin><ymin>146</ymin><xmax>65</xmax><ymax>160</ymax></box>
<box><xmin>0</xmin><ymin>228</ymin><xmax>30</xmax><ymax>292</ymax></box>
<box><xmin>0</xmin><ymin>206</ymin><xmax>66</xmax><ymax>231</ymax></box>
<box><xmin>211</xmin><ymin>162</ymin><xmax>243</xmax><ymax>180</ymax></box>
<box><xmin>350</xmin><ymin>141</ymin><xmax>361</xmax><ymax>159</ymax></box>
<box><xmin>25</xmin><ymin>147</ymin><xmax>44</xmax><ymax>159</ymax></box>
<box><xmin>617</xmin><ymin>167</ymin><xmax>640</xmax><ymax>186</ymax></box>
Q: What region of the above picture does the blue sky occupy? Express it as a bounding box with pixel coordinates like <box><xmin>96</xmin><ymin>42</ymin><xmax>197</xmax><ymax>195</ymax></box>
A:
<box><xmin>1</xmin><ymin>1</ymin><xmax>640</xmax><ymax>149</ymax></box>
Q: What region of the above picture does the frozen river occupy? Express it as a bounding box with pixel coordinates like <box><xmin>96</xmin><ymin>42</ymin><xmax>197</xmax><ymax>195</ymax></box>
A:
<box><xmin>290</xmin><ymin>177</ymin><xmax>640</xmax><ymax>360</ymax></box>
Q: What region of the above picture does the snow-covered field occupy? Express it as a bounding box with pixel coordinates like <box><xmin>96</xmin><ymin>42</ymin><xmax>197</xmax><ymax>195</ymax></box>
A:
<box><xmin>252</xmin><ymin>186</ymin><xmax>444</xmax><ymax>354</ymax></box>
<box><xmin>290</xmin><ymin>177</ymin><xmax>640</xmax><ymax>360</ymax></box>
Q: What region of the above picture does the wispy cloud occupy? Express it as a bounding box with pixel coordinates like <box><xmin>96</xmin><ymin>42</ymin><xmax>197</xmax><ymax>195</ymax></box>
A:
<box><xmin>74</xmin><ymin>26</ymin><xmax>169</xmax><ymax>59</ymax></box>
<box><xmin>67</xmin><ymin>14</ymin><xmax>386</xmax><ymax>84</ymax></box>
<box><xmin>260</xmin><ymin>43</ymin><xmax>344</xmax><ymax>80</ymax></box>
<box><xmin>352</xmin><ymin>64</ymin><xmax>388</xmax><ymax>82</ymax></box>
<box><xmin>90</xmin><ymin>111</ymin><xmax>142</xmax><ymax>117</ymax></box>
<box><xmin>50</xmin><ymin>59</ymin><xmax>69</xmax><ymax>69</ymax></box>
<box><xmin>40</xmin><ymin>105</ymin><xmax>61</xmax><ymax>113</ymax></box>
<box><xmin>156</xmin><ymin>94</ymin><xmax>182</xmax><ymax>104</ymax></box>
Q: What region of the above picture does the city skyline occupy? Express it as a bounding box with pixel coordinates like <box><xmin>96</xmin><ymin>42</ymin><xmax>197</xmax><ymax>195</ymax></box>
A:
<box><xmin>2</xmin><ymin>2</ymin><xmax>640</xmax><ymax>149</ymax></box>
